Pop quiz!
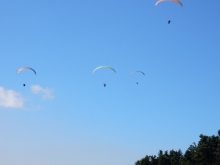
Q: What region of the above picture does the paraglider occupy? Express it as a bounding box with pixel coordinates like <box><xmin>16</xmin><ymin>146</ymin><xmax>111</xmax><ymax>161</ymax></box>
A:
<box><xmin>130</xmin><ymin>71</ymin><xmax>145</xmax><ymax>84</ymax></box>
<box><xmin>17</xmin><ymin>67</ymin><xmax>36</xmax><ymax>87</ymax></box>
<box><xmin>155</xmin><ymin>0</ymin><xmax>183</xmax><ymax>7</ymax></box>
<box><xmin>93</xmin><ymin>66</ymin><xmax>116</xmax><ymax>87</ymax></box>
<box><xmin>155</xmin><ymin>0</ymin><xmax>183</xmax><ymax>24</ymax></box>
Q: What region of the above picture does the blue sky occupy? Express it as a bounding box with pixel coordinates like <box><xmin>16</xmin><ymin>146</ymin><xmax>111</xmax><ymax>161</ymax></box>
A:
<box><xmin>0</xmin><ymin>0</ymin><xmax>220</xmax><ymax>164</ymax></box>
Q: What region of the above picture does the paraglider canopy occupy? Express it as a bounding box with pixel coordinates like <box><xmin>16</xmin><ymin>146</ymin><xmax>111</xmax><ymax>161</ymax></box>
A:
<box><xmin>92</xmin><ymin>66</ymin><xmax>116</xmax><ymax>74</ymax></box>
<box><xmin>130</xmin><ymin>71</ymin><xmax>145</xmax><ymax>76</ymax></box>
<box><xmin>17</xmin><ymin>67</ymin><xmax>36</xmax><ymax>75</ymax></box>
<box><xmin>155</xmin><ymin>0</ymin><xmax>183</xmax><ymax>7</ymax></box>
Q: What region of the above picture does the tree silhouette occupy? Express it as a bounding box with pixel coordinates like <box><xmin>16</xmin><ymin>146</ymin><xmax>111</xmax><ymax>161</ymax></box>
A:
<box><xmin>135</xmin><ymin>130</ymin><xmax>220</xmax><ymax>165</ymax></box>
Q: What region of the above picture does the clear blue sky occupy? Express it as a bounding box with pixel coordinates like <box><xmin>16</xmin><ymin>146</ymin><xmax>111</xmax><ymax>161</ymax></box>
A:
<box><xmin>0</xmin><ymin>0</ymin><xmax>220</xmax><ymax>164</ymax></box>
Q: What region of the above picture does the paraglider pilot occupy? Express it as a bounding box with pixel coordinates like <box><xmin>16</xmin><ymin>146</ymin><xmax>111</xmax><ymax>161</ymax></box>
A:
<box><xmin>104</xmin><ymin>84</ymin><xmax>106</xmax><ymax>87</ymax></box>
<box><xmin>168</xmin><ymin>20</ymin><xmax>171</xmax><ymax>24</ymax></box>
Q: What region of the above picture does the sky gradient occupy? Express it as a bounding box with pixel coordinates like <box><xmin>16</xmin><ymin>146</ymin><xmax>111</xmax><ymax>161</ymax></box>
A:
<box><xmin>0</xmin><ymin>0</ymin><xmax>220</xmax><ymax>165</ymax></box>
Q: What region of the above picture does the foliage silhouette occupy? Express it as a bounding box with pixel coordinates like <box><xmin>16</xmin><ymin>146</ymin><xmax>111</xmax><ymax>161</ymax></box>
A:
<box><xmin>135</xmin><ymin>130</ymin><xmax>220</xmax><ymax>165</ymax></box>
